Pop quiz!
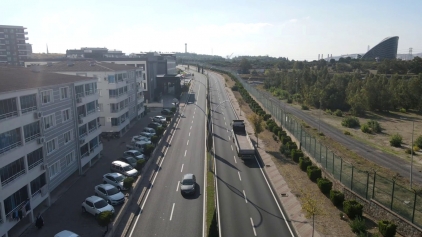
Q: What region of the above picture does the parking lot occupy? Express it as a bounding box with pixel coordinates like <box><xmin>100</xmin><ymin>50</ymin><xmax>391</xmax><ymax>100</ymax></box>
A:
<box><xmin>18</xmin><ymin>108</ymin><xmax>163</xmax><ymax>237</ymax></box>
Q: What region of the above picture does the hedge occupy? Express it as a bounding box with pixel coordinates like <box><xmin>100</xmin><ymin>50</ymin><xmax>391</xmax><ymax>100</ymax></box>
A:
<box><xmin>378</xmin><ymin>220</ymin><xmax>397</xmax><ymax>237</ymax></box>
<box><xmin>307</xmin><ymin>166</ymin><xmax>322</xmax><ymax>182</ymax></box>
<box><xmin>330</xmin><ymin>190</ymin><xmax>344</xmax><ymax>207</ymax></box>
<box><xmin>317</xmin><ymin>178</ymin><xmax>333</xmax><ymax>194</ymax></box>
<box><xmin>343</xmin><ymin>200</ymin><xmax>363</xmax><ymax>219</ymax></box>
<box><xmin>291</xmin><ymin>149</ymin><xmax>303</xmax><ymax>163</ymax></box>
<box><xmin>299</xmin><ymin>157</ymin><xmax>312</xmax><ymax>171</ymax></box>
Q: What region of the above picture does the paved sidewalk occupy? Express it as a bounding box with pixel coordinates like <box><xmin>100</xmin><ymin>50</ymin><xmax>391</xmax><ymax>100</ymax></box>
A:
<box><xmin>220</xmin><ymin>74</ymin><xmax>321</xmax><ymax>237</ymax></box>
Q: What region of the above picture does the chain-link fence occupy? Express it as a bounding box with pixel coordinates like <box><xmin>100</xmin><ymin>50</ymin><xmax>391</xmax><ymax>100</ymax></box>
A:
<box><xmin>197</xmin><ymin>64</ymin><xmax>422</xmax><ymax>228</ymax></box>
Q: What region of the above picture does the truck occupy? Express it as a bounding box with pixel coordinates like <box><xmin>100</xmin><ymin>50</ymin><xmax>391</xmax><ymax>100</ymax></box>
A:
<box><xmin>126</xmin><ymin>140</ymin><xmax>150</xmax><ymax>153</ymax></box>
<box><xmin>231</xmin><ymin>120</ymin><xmax>255</xmax><ymax>159</ymax></box>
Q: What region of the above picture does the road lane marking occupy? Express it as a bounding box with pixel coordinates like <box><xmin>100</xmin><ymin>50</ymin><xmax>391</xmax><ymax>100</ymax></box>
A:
<box><xmin>225</xmin><ymin>122</ymin><xmax>226</xmax><ymax>125</ymax></box>
<box><xmin>176</xmin><ymin>181</ymin><xmax>180</xmax><ymax>191</ymax></box>
<box><xmin>187</xmin><ymin>140</ymin><xmax>189</xmax><ymax>145</ymax></box>
<box><xmin>234</xmin><ymin>156</ymin><xmax>237</xmax><ymax>164</ymax></box>
<box><xmin>170</xmin><ymin>203</ymin><xmax>175</xmax><ymax>220</ymax></box>
<box><xmin>189</xmin><ymin>132</ymin><xmax>190</xmax><ymax>136</ymax></box>
<box><xmin>243</xmin><ymin>190</ymin><xmax>248</xmax><ymax>203</ymax></box>
<box><xmin>238</xmin><ymin>172</ymin><xmax>242</xmax><ymax>181</ymax></box>
<box><xmin>192</xmin><ymin>120</ymin><xmax>193</xmax><ymax>123</ymax></box>
<box><xmin>224</xmin><ymin>117</ymin><xmax>225</xmax><ymax>120</ymax></box>
<box><xmin>181</xmin><ymin>164</ymin><xmax>184</xmax><ymax>172</ymax></box>
<box><xmin>227</xmin><ymin>129</ymin><xmax>229</xmax><ymax>133</ymax></box>
<box><xmin>250</xmin><ymin>218</ymin><xmax>257</xmax><ymax>236</ymax></box>
<box><xmin>184</xmin><ymin>150</ymin><xmax>187</xmax><ymax>157</ymax></box>
<box><xmin>193</xmin><ymin>116</ymin><xmax>194</xmax><ymax>119</ymax></box>
<box><xmin>190</xmin><ymin>126</ymin><xmax>192</xmax><ymax>130</ymax></box>
<box><xmin>231</xmin><ymin>145</ymin><xmax>233</xmax><ymax>151</ymax></box>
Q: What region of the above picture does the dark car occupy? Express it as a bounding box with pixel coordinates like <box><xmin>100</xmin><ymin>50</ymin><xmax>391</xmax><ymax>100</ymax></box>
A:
<box><xmin>147</xmin><ymin>122</ymin><xmax>162</xmax><ymax>129</ymax></box>
<box><xmin>181</xmin><ymin>173</ymin><xmax>196</xmax><ymax>195</ymax></box>
<box><xmin>161</xmin><ymin>109</ymin><xmax>173</xmax><ymax>115</ymax></box>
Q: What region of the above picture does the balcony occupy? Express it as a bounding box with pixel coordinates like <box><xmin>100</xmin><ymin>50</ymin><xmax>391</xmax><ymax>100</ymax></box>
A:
<box><xmin>81</xmin><ymin>143</ymin><xmax>103</xmax><ymax>167</ymax></box>
<box><xmin>0</xmin><ymin>141</ymin><xmax>22</xmax><ymax>156</ymax></box>
<box><xmin>0</xmin><ymin>110</ymin><xmax>18</xmax><ymax>121</ymax></box>
<box><xmin>79</xmin><ymin>111</ymin><xmax>99</xmax><ymax>127</ymax></box>
<box><xmin>76</xmin><ymin>90</ymin><xmax>99</xmax><ymax>105</ymax></box>
<box><xmin>1</xmin><ymin>169</ymin><xmax>26</xmax><ymax>187</ymax></box>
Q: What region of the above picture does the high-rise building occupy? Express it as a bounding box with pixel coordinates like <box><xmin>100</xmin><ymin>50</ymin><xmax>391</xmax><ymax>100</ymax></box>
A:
<box><xmin>0</xmin><ymin>25</ymin><xmax>29</xmax><ymax>66</ymax></box>
<box><xmin>362</xmin><ymin>36</ymin><xmax>399</xmax><ymax>60</ymax></box>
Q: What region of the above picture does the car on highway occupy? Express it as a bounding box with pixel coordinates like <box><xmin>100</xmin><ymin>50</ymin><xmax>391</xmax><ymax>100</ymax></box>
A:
<box><xmin>147</xmin><ymin>122</ymin><xmax>162</xmax><ymax>129</ymax></box>
<box><xmin>161</xmin><ymin>109</ymin><xmax>173</xmax><ymax>115</ymax></box>
<box><xmin>123</xmin><ymin>150</ymin><xmax>145</xmax><ymax>160</ymax></box>
<box><xmin>118</xmin><ymin>156</ymin><xmax>138</xmax><ymax>168</ymax></box>
<box><xmin>110</xmin><ymin>161</ymin><xmax>138</xmax><ymax>177</ymax></box>
<box><xmin>153</xmin><ymin>115</ymin><xmax>167</xmax><ymax>124</ymax></box>
<box><xmin>81</xmin><ymin>196</ymin><xmax>114</xmax><ymax>218</ymax></box>
<box><xmin>139</xmin><ymin>131</ymin><xmax>154</xmax><ymax>138</ymax></box>
<box><xmin>180</xmin><ymin>173</ymin><xmax>197</xmax><ymax>195</ymax></box>
<box><xmin>94</xmin><ymin>184</ymin><xmax>125</xmax><ymax>205</ymax></box>
<box><xmin>103</xmin><ymin>173</ymin><xmax>127</xmax><ymax>191</ymax></box>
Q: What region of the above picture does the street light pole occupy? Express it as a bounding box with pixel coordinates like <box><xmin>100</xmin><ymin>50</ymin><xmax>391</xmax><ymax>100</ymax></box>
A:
<box><xmin>410</xmin><ymin>120</ymin><xmax>414</xmax><ymax>189</ymax></box>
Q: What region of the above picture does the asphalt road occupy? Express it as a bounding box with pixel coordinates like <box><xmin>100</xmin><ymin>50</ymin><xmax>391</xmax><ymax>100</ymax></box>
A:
<box><xmin>128</xmin><ymin>70</ymin><xmax>207</xmax><ymax>237</ymax></box>
<box><xmin>209</xmin><ymin>71</ymin><xmax>296</xmax><ymax>237</ymax></box>
<box><xmin>259</xmin><ymin>89</ymin><xmax>422</xmax><ymax>184</ymax></box>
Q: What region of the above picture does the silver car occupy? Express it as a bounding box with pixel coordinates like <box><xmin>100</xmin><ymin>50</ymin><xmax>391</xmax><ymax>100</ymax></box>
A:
<box><xmin>181</xmin><ymin>173</ymin><xmax>196</xmax><ymax>195</ymax></box>
<box><xmin>103</xmin><ymin>173</ymin><xmax>127</xmax><ymax>191</ymax></box>
<box><xmin>94</xmin><ymin>184</ymin><xmax>125</xmax><ymax>205</ymax></box>
<box><xmin>81</xmin><ymin>196</ymin><xmax>114</xmax><ymax>218</ymax></box>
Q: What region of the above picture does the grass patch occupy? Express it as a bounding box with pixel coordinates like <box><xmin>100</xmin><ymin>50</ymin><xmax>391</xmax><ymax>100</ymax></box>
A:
<box><xmin>207</xmin><ymin>152</ymin><xmax>218</xmax><ymax>237</ymax></box>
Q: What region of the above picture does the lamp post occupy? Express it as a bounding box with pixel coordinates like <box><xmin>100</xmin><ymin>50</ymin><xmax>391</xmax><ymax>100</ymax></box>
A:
<box><xmin>401</xmin><ymin>117</ymin><xmax>415</xmax><ymax>189</ymax></box>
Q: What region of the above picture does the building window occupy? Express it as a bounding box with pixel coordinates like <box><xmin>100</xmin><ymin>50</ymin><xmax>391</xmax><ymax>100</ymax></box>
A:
<box><xmin>23</xmin><ymin>121</ymin><xmax>41</xmax><ymax>143</ymax></box>
<box><xmin>46</xmin><ymin>138</ymin><xmax>58</xmax><ymax>155</ymax></box>
<box><xmin>86</xmin><ymin>101</ymin><xmax>97</xmax><ymax>114</ymax></box>
<box><xmin>0</xmin><ymin>128</ymin><xmax>22</xmax><ymax>155</ymax></box>
<box><xmin>65</xmin><ymin>151</ymin><xmax>75</xmax><ymax>165</ymax></box>
<box><xmin>27</xmin><ymin>147</ymin><xmax>44</xmax><ymax>170</ymax></box>
<box><xmin>79</xmin><ymin>124</ymin><xmax>87</xmax><ymax>138</ymax></box>
<box><xmin>43</xmin><ymin>113</ymin><xmax>55</xmax><ymax>130</ymax></box>
<box><xmin>62</xmin><ymin>108</ymin><xmax>71</xmax><ymax>122</ymax></box>
<box><xmin>63</xmin><ymin>130</ymin><xmax>73</xmax><ymax>144</ymax></box>
<box><xmin>75</xmin><ymin>85</ymin><xmax>84</xmax><ymax>98</ymax></box>
<box><xmin>3</xmin><ymin>186</ymin><xmax>28</xmax><ymax>217</ymax></box>
<box><xmin>49</xmin><ymin>161</ymin><xmax>61</xmax><ymax>180</ymax></box>
<box><xmin>60</xmin><ymin>87</ymin><xmax>69</xmax><ymax>100</ymax></box>
<box><xmin>41</xmin><ymin>90</ymin><xmax>53</xmax><ymax>104</ymax></box>
<box><xmin>98</xmin><ymin>104</ymin><xmax>103</xmax><ymax>112</ymax></box>
<box><xmin>108</xmin><ymin>75</ymin><xmax>116</xmax><ymax>83</ymax></box>
<box><xmin>30</xmin><ymin>174</ymin><xmax>46</xmax><ymax>197</ymax></box>
<box><xmin>0</xmin><ymin>157</ymin><xmax>26</xmax><ymax>187</ymax></box>
<box><xmin>0</xmin><ymin>97</ymin><xmax>18</xmax><ymax>120</ymax></box>
<box><xmin>20</xmin><ymin>94</ymin><xmax>37</xmax><ymax>114</ymax></box>
<box><xmin>109</xmin><ymin>89</ymin><xmax>117</xmax><ymax>98</ymax></box>
<box><xmin>111</xmin><ymin>118</ymin><xmax>119</xmax><ymax>126</ymax></box>
<box><xmin>144</xmin><ymin>83</ymin><xmax>146</xmax><ymax>90</ymax></box>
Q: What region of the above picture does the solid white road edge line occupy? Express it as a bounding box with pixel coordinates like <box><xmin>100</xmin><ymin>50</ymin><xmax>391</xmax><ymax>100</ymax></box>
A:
<box><xmin>203</xmin><ymin>81</ymin><xmax>207</xmax><ymax>237</ymax></box>
<box><xmin>250</xmin><ymin>217</ymin><xmax>257</xmax><ymax>236</ymax></box>
<box><xmin>176</xmin><ymin>181</ymin><xmax>180</xmax><ymax>191</ymax></box>
<box><xmin>170</xmin><ymin>203</ymin><xmax>175</xmax><ymax>220</ymax></box>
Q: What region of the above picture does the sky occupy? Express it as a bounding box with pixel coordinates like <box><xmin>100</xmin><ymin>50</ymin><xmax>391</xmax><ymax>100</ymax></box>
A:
<box><xmin>2</xmin><ymin>0</ymin><xmax>422</xmax><ymax>61</ymax></box>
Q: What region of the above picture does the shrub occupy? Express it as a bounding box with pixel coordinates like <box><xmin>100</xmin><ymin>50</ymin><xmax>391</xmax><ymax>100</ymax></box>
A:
<box><xmin>279</xmin><ymin>144</ymin><xmax>285</xmax><ymax>154</ymax></box>
<box><xmin>287</xmin><ymin>98</ymin><xmax>293</xmax><ymax>104</ymax></box>
<box><xmin>143</xmin><ymin>144</ymin><xmax>155</xmax><ymax>156</ymax></box>
<box><xmin>343</xmin><ymin>130</ymin><xmax>351</xmax><ymax>135</ymax></box>
<box><xmin>317</xmin><ymin>178</ymin><xmax>333</xmax><ymax>194</ymax></box>
<box><xmin>361</xmin><ymin>124</ymin><xmax>371</xmax><ymax>133</ymax></box>
<box><xmin>301</xmin><ymin>104</ymin><xmax>309</xmax><ymax>110</ymax></box>
<box><xmin>231</xmin><ymin>85</ymin><xmax>238</xmax><ymax>91</ymax></box>
<box><xmin>389</xmin><ymin>133</ymin><xmax>402</xmax><ymax>147</ymax></box>
<box><xmin>405</xmin><ymin>148</ymin><xmax>415</xmax><ymax>155</ymax></box>
<box><xmin>287</xmin><ymin>141</ymin><xmax>298</xmax><ymax>150</ymax></box>
<box><xmin>136</xmin><ymin>159</ymin><xmax>146</xmax><ymax>170</ymax></box>
<box><xmin>263</xmin><ymin>114</ymin><xmax>271</xmax><ymax>121</ymax></box>
<box><xmin>123</xmin><ymin>177</ymin><xmax>135</xmax><ymax>190</ymax></box>
<box><xmin>156</xmin><ymin>127</ymin><xmax>165</xmax><ymax>137</ymax></box>
<box><xmin>281</xmin><ymin>136</ymin><xmax>291</xmax><ymax>145</ymax></box>
<box><xmin>334</xmin><ymin>109</ymin><xmax>343</xmax><ymax>117</ymax></box>
<box><xmin>343</xmin><ymin>200</ymin><xmax>363</xmax><ymax>219</ymax></box>
<box><xmin>307</xmin><ymin>166</ymin><xmax>322</xmax><ymax>182</ymax></box>
<box><xmin>399</xmin><ymin>108</ymin><xmax>406</xmax><ymax>113</ymax></box>
<box><xmin>299</xmin><ymin>157</ymin><xmax>312</xmax><ymax>171</ymax></box>
<box><xmin>341</xmin><ymin>117</ymin><xmax>360</xmax><ymax>128</ymax></box>
<box><xmin>325</xmin><ymin>109</ymin><xmax>332</xmax><ymax>115</ymax></box>
<box><xmin>414</xmin><ymin>146</ymin><xmax>420</xmax><ymax>152</ymax></box>
<box><xmin>415</xmin><ymin>135</ymin><xmax>422</xmax><ymax>149</ymax></box>
<box><xmin>272</xmin><ymin>134</ymin><xmax>278</xmax><ymax>141</ymax></box>
<box><xmin>330</xmin><ymin>190</ymin><xmax>344</xmax><ymax>207</ymax></box>
<box><xmin>151</xmin><ymin>135</ymin><xmax>159</xmax><ymax>144</ymax></box>
<box><xmin>267</xmin><ymin>123</ymin><xmax>275</xmax><ymax>132</ymax></box>
<box><xmin>162</xmin><ymin>123</ymin><xmax>168</xmax><ymax>128</ymax></box>
<box><xmin>291</xmin><ymin>149</ymin><xmax>303</xmax><ymax>163</ymax></box>
<box><xmin>367</xmin><ymin>120</ymin><xmax>381</xmax><ymax>133</ymax></box>
<box><xmin>378</xmin><ymin>220</ymin><xmax>397</xmax><ymax>237</ymax></box>
<box><xmin>349</xmin><ymin>217</ymin><xmax>366</xmax><ymax>234</ymax></box>
<box><xmin>97</xmin><ymin>210</ymin><xmax>113</xmax><ymax>229</ymax></box>
<box><xmin>166</xmin><ymin>116</ymin><xmax>172</xmax><ymax>122</ymax></box>
<box><xmin>170</xmin><ymin>107</ymin><xmax>176</xmax><ymax>113</ymax></box>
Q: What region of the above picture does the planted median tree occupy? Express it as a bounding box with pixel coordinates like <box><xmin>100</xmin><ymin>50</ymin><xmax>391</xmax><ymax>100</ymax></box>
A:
<box><xmin>97</xmin><ymin>210</ymin><xmax>113</xmax><ymax>236</ymax></box>
<box><xmin>301</xmin><ymin>190</ymin><xmax>324</xmax><ymax>237</ymax></box>
<box><xmin>249</xmin><ymin>114</ymin><xmax>264</xmax><ymax>148</ymax></box>
<box><xmin>156</xmin><ymin>127</ymin><xmax>165</xmax><ymax>137</ymax></box>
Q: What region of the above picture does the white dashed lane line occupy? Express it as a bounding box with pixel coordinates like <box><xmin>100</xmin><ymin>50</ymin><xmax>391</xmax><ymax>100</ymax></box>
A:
<box><xmin>170</xmin><ymin>203</ymin><xmax>175</xmax><ymax>221</ymax></box>
<box><xmin>238</xmin><ymin>172</ymin><xmax>242</xmax><ymax>181</ymax></box>
<box><xmin>176</xmin><ymin>181</ymin><xmax>180</xmax><ymax>191</ymax></box>
<box><xmin>187</xmin><ymin>140</ymin><xmax>189</xmax><ymax>145</ymax></box>
<box><xmin>184</xmin><ymin>150</ymin><xmax>187</xmax><ymax>157</ymax></box>
<box><xmin>234</xmin><ymin>156</ymin><xmax>237</xmax><ymax>164</ymax></box>
<box><xmin>181</xmin><ymin>164</ymin><xmax>184</xmax><ymax>172</ymax></box>
<box><xmin>243</xmin><ymin>190</ymin><xmax>248</xmax><ymax>203</ymax></box>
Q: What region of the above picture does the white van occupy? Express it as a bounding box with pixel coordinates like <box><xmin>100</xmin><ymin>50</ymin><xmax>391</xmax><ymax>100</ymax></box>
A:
<box><xmin>110</xmin><ymin>161</ymin><xmax>138</xmax><ymax>177</ymax></box>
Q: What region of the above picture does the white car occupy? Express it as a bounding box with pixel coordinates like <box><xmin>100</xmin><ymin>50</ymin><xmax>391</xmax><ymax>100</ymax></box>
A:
<box><xmin>123</xmin><ymin>150</ymin><xmax>145</xmax><ymax>160</ymax></box>
<box><xmin>103</xmin><ymin>173</ymin><xmax>127</xmax><ymax>191</ymax></box>
<box><xmin>153</xmin><ymin>115</ymin><xmax>167</xmax><ymax>123</ymax></box>
<box><xmin>140</xmin><ymin>131</ymin><xmax>154</xmax><ymax>138</ymax></box>
<box><xmin>94</xmin><ymin>184</ymin><xmax>125</xmax><ymax>205</ymax></box>
<box><xmin>81</xmin><ymin>196</ymin><xmax>114</xmax><ymax>217</ymax></box>
<box><xmin>55</xmin><ymin>230</ymin><xmax>80</xmax><ymax>237</ymax></box>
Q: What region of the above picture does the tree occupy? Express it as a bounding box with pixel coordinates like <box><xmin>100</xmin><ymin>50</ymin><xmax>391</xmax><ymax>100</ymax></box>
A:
<box><xmin>249</xmin><ymin>114</ymin><xmax>264</xmax><ymax>148</ymax></box>
<box><xmin>97</xmin><ymin>211</ymin><xmax>113</xmax><ymax>235</ymax></box>
<box><xmin>239</xmin><ymin>58</ymin><xmax>252</xmax><ymax>74</ymax></box>
<box><xmin>410</xmin><ymin>57</ymin><xmax>422</xmax><ymax>74</ymax></box>
<box><xmin>301</xmin><ymin>190</ymin><xmax>324</xmax><ymax>237</ymax></box>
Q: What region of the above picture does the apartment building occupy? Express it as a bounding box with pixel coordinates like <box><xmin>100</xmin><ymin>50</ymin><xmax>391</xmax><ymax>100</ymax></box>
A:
<box><xmin>39</xmin><ymin>61</ymin><xmax>145</xmax><ymax>137</ymax></box>
<box><xmin>0</xmin><ymin>67</ymin><xmax>101</xmax><ymax>237</ymax></box>
<box><xmin>0</xmin><ymin>25</ymin><xmax>29</xmax><ymax>66</ymax></box>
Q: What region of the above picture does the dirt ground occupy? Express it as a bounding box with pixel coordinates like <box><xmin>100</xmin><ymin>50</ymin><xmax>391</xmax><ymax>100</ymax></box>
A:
<box><xmin>221</xmin><ymin>74</ymin><xmax>392</xmax><ymax>237</ymax></box>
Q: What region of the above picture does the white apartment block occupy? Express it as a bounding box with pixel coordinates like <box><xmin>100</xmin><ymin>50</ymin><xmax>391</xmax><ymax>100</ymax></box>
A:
<box><xmin>0</xmin><ymin>67</ymin><xmax>102</xmax><ymax>237</ymax></box>
<box><xmin>40</xmin><ymin>61</ymin><xmax>145</xmax><ymax>137</ymax></box>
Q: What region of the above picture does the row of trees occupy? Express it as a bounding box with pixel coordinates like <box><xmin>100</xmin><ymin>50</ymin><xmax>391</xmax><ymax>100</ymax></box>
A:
<box><xmin>264</xmin><ymin>67</ymin><xmax>422</xmax><ymax>115</ymax></box>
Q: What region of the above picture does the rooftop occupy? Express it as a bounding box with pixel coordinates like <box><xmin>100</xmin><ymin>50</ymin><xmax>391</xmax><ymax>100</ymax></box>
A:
<box><xmin>0</xmin><ymin>66</ymin><xmax>95</xmax><ymax>93</ymax></box>
<box><xmin>0</xmin><ymin>25</ymin><xmax>26</xmax><ymax>29</ymax></box>
<box><xmin>39</xmin><ymin>61</ymin><xmax>141</xmax><ymax>72</ymax></box>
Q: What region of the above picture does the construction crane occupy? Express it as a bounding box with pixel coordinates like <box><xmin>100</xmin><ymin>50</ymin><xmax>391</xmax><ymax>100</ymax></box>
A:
<box><xmin>226</xmin><ymin>52</ymin><xmax>234</xmax><ymax>60</ymax></box>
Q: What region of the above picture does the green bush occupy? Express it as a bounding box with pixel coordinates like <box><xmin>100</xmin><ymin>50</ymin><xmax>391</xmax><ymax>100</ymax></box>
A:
<box><xmin>334</xmin><ymin>109</ymin><xmax>343</xmax><ymax>117</ymax></box>
<box><xmin>151</xmin><ymin>135</ymin><xmax>159</xmax><ymax>144</ymax></box>
<box><xmin>281</xmin><ymin>136</ymin><xmax>291</xmax><ymax>145</ymax></box>
<box><xmin>343</xmin><ymin>130</ymin><xmax>351</xmax><ymax>135</ymax></box>
<box><xmin>162</xmin><ymin>123</ymin><xmax>168</xmax><ymax>128</ymax></box>
<box><xmin>390</xmin><ymin>133</ymin><xmax>402</xmax><ymax>147</ymax></box>
<box><xmin>415</xmin><ymin>135</ymin><xmax>422</xmax><ymax>149</ymax></box>
<box><xmin>299</xmin><ymin>157</ymin><xmax>312</xmax><ymax>171</ymax></box>
<box><xmin>143</xmin><ymin>144</ymin><xmax>155</xmax><ymax>156</ymax></box>
<box><xmin>279</xmin><ymin>144</ymin><xmax>285</xmax><ymax>154</ymax></box>
<box><xmin>231</xmin><ymin>85</ymin><xmax>238</xmax><ymax>91</ymax></box>
<box><xmin>317</xmin><ymin>178</ymin><xmax>333</xmax><ymax>194</ymax></box>
<box><xmin>263</xmin><ymin>114</ymin><xmax>271</xmax><ymax>121</ymax></box>
<box><xmin>405</xmin><ymin>148</ymin><xmax>415</xmax><ymax>155</ymax></box>
<box><xmin>287</xmin><ymin>141</ymin><xmax>297</xmax><ymax>150</ymax></box>
<box><xmin>307</xmin><ymin>166</ymin><xmax>322</xmax><ymax>182</ymax></box>
<box><xmin>330</xmin><ymin>190</ymin><xmax>344</xmax><ymax>207</ymax></box>
<box><xmin>156</xmin><ymin>127</ymin><xmax>165</xmax><ymax>137</ymax></box>
<box><xmin>136</xmin><ymin>159</ymin><xmax>146</xmax><ymax>170</ymax></box>
<box><xmin>349</xmin><ymin>217</ymin><xmax>366</xmax><ymax>234</ymax></box>
<box><xmin>341</xmin><ymin>117</ymin><xmax>360</xmax><ymax>128</ymax></box>
<box><xmin>378</xmin><ymin>220</ymin><xmax>397</xmax><ymax>237</ymax></box>
<box><xmin>361</xmin><ymin>124</ymin><xmax>371</xmax><ymax>133</ymax></box>
<box><xmin>399</xmin><ymin>108</ymin><xmax>406</xmax><ymax>113</ymax></box>
<box><xmin>367</xmin><ymin>120</ymin><xmax>381</xmax><ymax>133</ymax></box>
<box><xmin>267</xmin><ymin>123</ymin><xmax>275</xmax><ymax>132</ymax></box>
<box><xmin>325</xmin><ymin>109</ymin><xmax>332</xmax><ymax>115</ymax></box>
<box><xmin>287</xmin><ymin>98</ymin><xmax>293</xmax><ymax>104</ymax></box>
<box><xmin>343</xmin><ymin>200</ymin><xmax>363</xmax><ymax>219</ymax></box>
<box><xmin>123</xmin><ymin>177</ymin><xmax>135</xmax><ymax>190</ymax></box>
<box><xmin>166</xmin><ymin>116</ymin><xmax>172</xmax><ymax>122</ymax></box>
<box><xmin>291</xmin><ymin>149</ymin><xmax>303</xmax><ymax>163</ymax></box>
<box><xmin>170</xmin><ymin>107</ymin><xmax>176</xmax><ymax>113</ymax></box>
<box><xmin>301</xmin><ymin>104</ymin><xmax>309</xmax><ymax>110</ymax></box>
<box><xmin>97</xmin><ymin>210</ymin><xmax>113</xmax><ymax>227</ymax></box>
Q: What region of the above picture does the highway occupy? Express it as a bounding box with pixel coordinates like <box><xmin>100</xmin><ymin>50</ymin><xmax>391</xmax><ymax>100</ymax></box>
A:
<box><xmin>208</xmin><ymin>70</ymin><xmax>296</xmax><ymax>237</ymax></box>
<box><xmin>128</xmin><ymin>69</ymin><xmax>207</xmax><ymax>236</ymax></box>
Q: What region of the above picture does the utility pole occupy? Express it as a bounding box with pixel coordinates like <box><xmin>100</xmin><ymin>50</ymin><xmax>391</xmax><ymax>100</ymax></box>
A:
<box><xmin>410</xmin><ymin>120</ymin><xmax>414</xmax><ymax>188</ymax></box>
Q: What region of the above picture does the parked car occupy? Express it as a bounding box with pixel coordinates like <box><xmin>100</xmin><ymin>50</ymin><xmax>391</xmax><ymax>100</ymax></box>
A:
<box><xmin>147</xmin><ymin>122</ymin><xmax>162</xmax><ymax>129</ymax></box>
<box><xmin>119</xmin><ymin>156</ymin><xmax>138</xmax><ymax>168</ymax></box>
<box><xmin>143</xmin><ymin>127</ymin><xmax>156</xmax><ymax>135</ymax></box>
<box><xmin>180</xmin><ymin>173</ymin><xmax>197</xmax><ymax>195</ymax></box>
<box><xmin>81</xmin><ymin>196</ymin><xmax>114</xmax><ymax>217</ymax></box>
<box><xmin>55</xmin><ymin>230</ymin><xmax>80</xmax><ymax>237</ymax></box>
<box><xmin>94</xmin><ymin>184</ymin><xmax>125</xmax><ymax>205</ymax></box>
<box><xmin>103</xmin><ymin>173</ymin><xmax>127</xmax><ymax>191</ymax></box>
<box><xmin>140</xmin><ymin>131</ymin><xmax>154</xmax><ymax>138</ymax></box>
<box><xmin>131</xmin><ymin>135</ymin><xmax>150</xmax><ymax>143</ymax></box>
<box><xmin>153</xmin><ymin>115</ymin><xmax>167</xmax><ymax>124</ymax></box>
<box><xmin>161</xmin><ymin>109</ymin><xmax>173</xmax><ymax>115</ymax></box>
<box><xmin>110</xmin><ymin>161</ymin><xmax>138</xmax><ymax>177</ymax></box>
<box><xmin>123</xmin><ymin>150</ymin><xmax>146</xmax><ymax>160</ymax></box>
